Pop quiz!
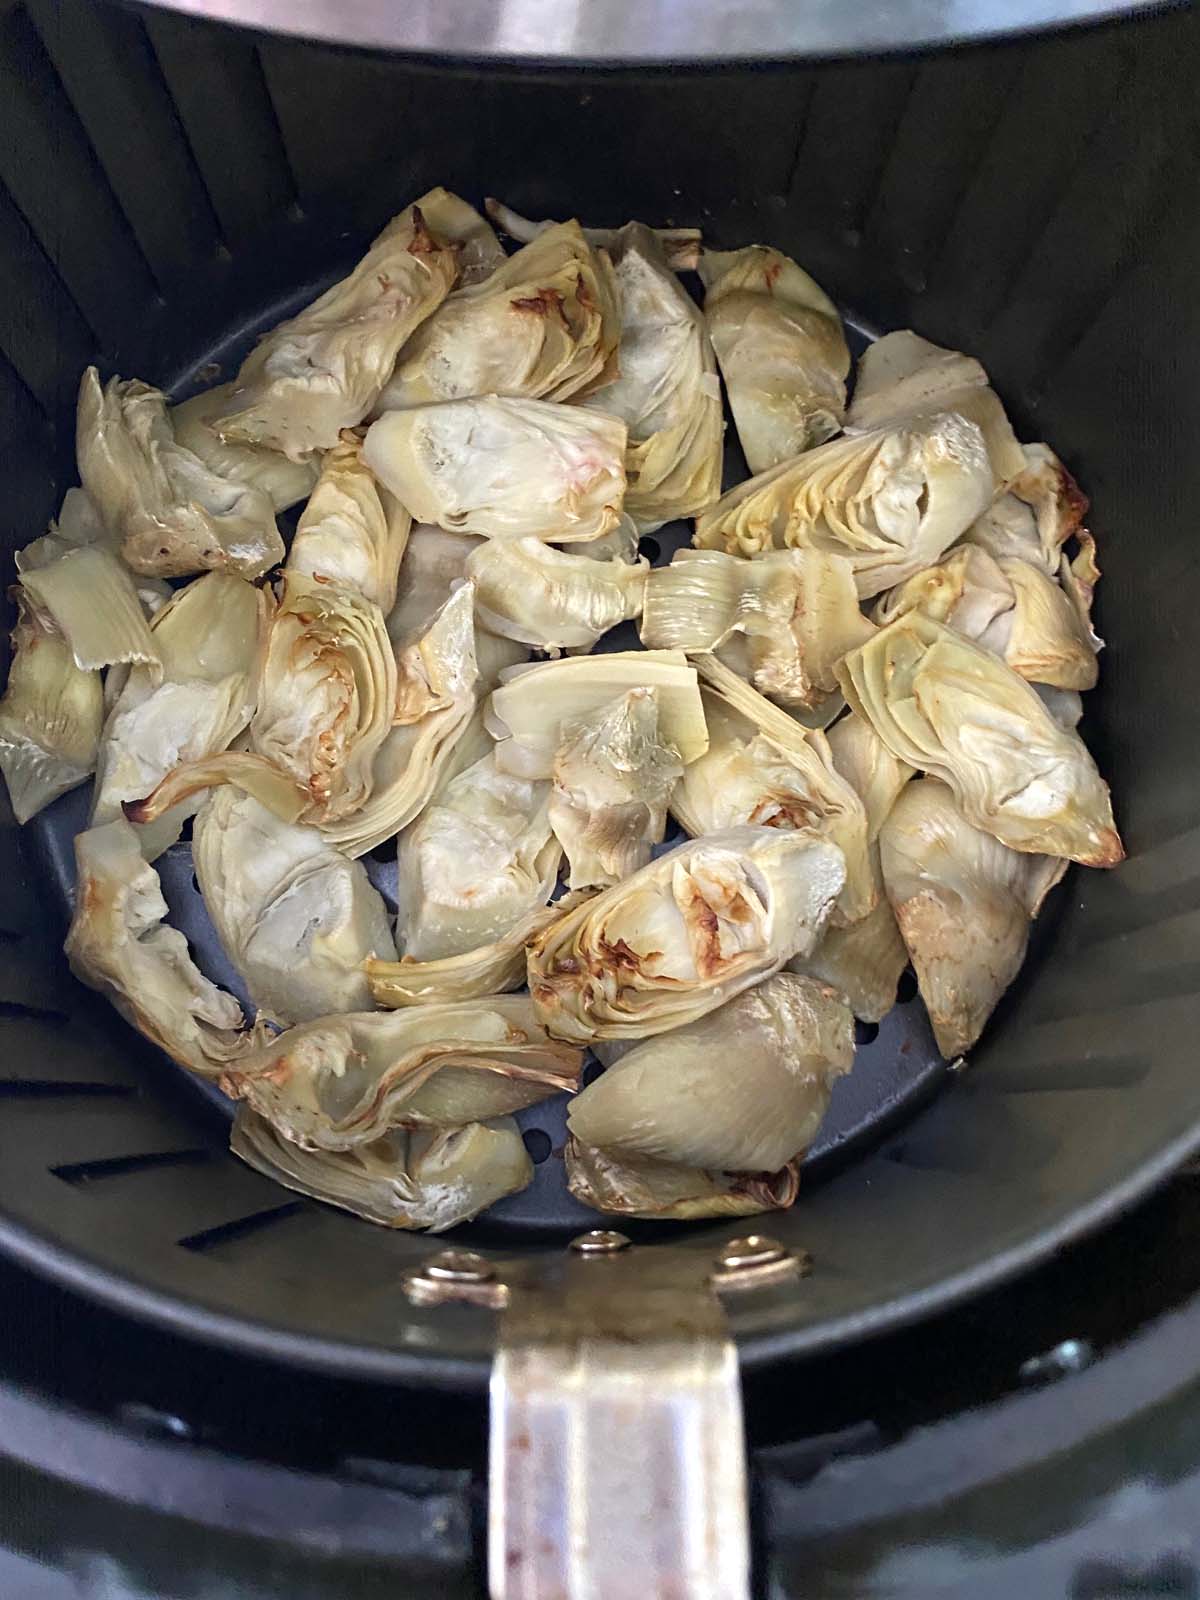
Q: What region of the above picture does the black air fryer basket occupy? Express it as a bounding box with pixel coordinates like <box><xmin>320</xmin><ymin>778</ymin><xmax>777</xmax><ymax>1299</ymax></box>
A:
<box><xmin>0</xmin><ymin>0</ymin><xmax>1198</xmax><ymax>1593</ymax></box>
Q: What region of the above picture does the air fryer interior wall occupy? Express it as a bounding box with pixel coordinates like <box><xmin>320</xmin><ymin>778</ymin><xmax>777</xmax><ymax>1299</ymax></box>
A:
<box><xmin>0</xmin><ymin>0</ymin><xmax>1197</xmax><ymax>1389</ymax></box>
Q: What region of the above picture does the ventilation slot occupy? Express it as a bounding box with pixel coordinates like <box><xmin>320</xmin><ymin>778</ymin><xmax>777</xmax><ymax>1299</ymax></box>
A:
<box><xmin>52</xmin><ymin>1149</ymin><xmax>213</xmax><ymax>1186</ymax></box>
<box><xmin>0</xmin><ymin>1080</ymin><xmax>136</xmax><ymax>1100</ymax></box>
<box><xmin>178</xmin><ymin>1201</ymin><xmax>306</xmax><ymax>1254</ymax></box>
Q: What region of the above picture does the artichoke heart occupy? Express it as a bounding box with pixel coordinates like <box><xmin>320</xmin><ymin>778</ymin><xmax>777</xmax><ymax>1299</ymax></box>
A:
<box><xmin>0</xmin><ymin>589</ymin><xmax>103</xmax><ymax>823</ymax></box>
<box><xmin>964</xmin><ymin>443</ymin><xmax>1089</xmax><ymax>575</ymax></box>
<box><xmin>388</xmin><ymin>524</ymin><xmax>528</xmax><ymax>689</ymax></box>
<box><xmin>836</xmin><ymin>613</ymin><xmax>1122</xmax><ymax>866</ymax></box>
<box><xmin>232</xmin><ymin>1108</ymin><xmax>533</xmax><ymax>1231</ymax></box>
<box><xmin>363</xmin><ymin>395</ymin><xmax>627</xmax><ymax>544</ymax></box>
<box><xmin>218</xmin><ymin>997</ymin><xmax>582</xmax><ymax>1150</ymax></box>
<box><xmin>578</xmin><ymin>222</ymin><xmax>724</xmax><ymax>531</ymax></box>
<box><xmin>76</xmin><ymin>367</ymin><xmax>285</xmax><ymax>579</ymax></box>
<box><xmin>880</xmin><ymin>778</ymin><xmax>1066</xmax><ymax>1057</ymax></box>
<box><xmin>20</xmin><ymin>543</ymin><xmax>162</xmax><ymax>677</ymax></box>
<box><xmin>212</xmin><ymin>194</ymin><xmax>459</xmax><ymax>458</ymax></box>
<box><xmin>171</xmin><ymin>383</ymin><xmax>319</xmax><ymax>512</ymax></box>
<box><xmin>466</xmin><ymin>535</ymin><xmax>647</xmax><ymax>651</ymax></box>
<box><xmin>252</xmin><ymin>571</ymin><xmax>397</xmax><ymax>824</ymax></box>
<box><xmin>875</xmin><ymin>544</ymin><xmax>1099</xmax><ymax>691</ymax></box>
<box><xmin>378</xmin><ymin>220</ymin><xmax>619</xmax><ymax>409</ymax></box>
<box><xmin>570</xmin><ymin>972</ymin><xmax>852</xmax><ymax>1173</ymax></box>
<box><xmin>487</xmin><ymin>649</ymin><xmax>707</xmax><ymax>779</ymax></box>
<box><xmin>417</xmin><ymin>186</ymin><xmax>506</xmax><ymax>287</ymax></box>
<box><xmin>321</xmin><ymin>581</ymin><xmax>483</xmax><ymax>857</ymax></box>
<box><xmin>286</xmin><ymin>432</ymin><xmax>411</xmax><ymax>611</ymax></box>
<box><xmin>527</xmin><ymin>826</ymin><xmax>845</xmax><ymax>1044</ymax></box>
<box><xmin>194</xmin><ymin>786</ymin><xmax>397</xmax><ymax>1025</ymax></box>
<box><xmin>673</xmin><ymin>655</ymin><xmax>874</xmax><ymax>924</ymax></box>
<box><xmin>640</xmin><ymin>546</ymin><xmax>874</xmax><ymax>711</ymax></box>
<box><xmin>846</xmin><ymin>330</ymin><xmax>1025</xmax><ymax>489</ymax></box>
<box><xmin>548</xmin><ymin>687</ymin><xmax>683</xmax><ymax>890</ymax></box>
<box><xmin>65</xmin><ymin>818</ymin><xmax>255</xmax><ymax>1077</ymax></box>
<box><xmin>565</xmin><ymin>1139</ymin><xmax>799</xmax><ymax>1221</ymax></box>
<box><xmin>91</xmin><ymin>572</ymin><xmax>268</xmax><ymax>859</ymax></box>
<box><xmin>693</xmin><ymin>413</ymin><xmax>993</xmax><ymax>598</ymax></box>
<box><xmin>699</xmin><ymin>244</ymin><xmax>849</xmax><ymax>473</ymax></box>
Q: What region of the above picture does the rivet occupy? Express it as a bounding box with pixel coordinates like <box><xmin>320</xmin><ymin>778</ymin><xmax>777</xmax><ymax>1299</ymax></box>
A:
<box><xmin>715</xmin><ymin>1234</ymin><xmax>788</xmax><ymax>1273</ymax></box>
<box><xmin>424</xmin><ymin>1248</ymin><xmax>495</xmax><ymax>1283</ymax></box>
<box><xmin>569</xmin><ymin>1229</ymin><xmax>632</xmax><ymax>1256</ymax></box>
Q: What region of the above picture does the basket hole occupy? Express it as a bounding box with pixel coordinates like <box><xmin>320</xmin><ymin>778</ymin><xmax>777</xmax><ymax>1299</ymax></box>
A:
<box><xmin>896</xmin><ymin>968</ymin><xmax>919</xmax><ymax>1004</ymax></box>
<box><xmin>582</xmin><ymin>1058</ymin><xmax>605</xmax><ymax>1087</ymax></box>
<box><xmin>637</xmin><ymin>536</ymin><xmax>661</xmax><ymax>562</ymax></box>
<box><xmin>855</xmin><ymin>1019</ymin><xmax>880</xmax><ymax>1047</ymax></box>
<box><xmin>368</xmin><ymin>837</ymin><xmax>398</xmax><ymax>863</ymax></box>
<box><xmin>52</xmin><ymin>1149</ymin><xmax>213</xmax><ymax>1186</ymax></box>
<box><xmin>522</xmin><ymin>1128</ymin><xmax>553</xmax><ymax>1165</ymax></box>
<box><xmin>178</xmin><ymin>1201</ymin><xmax>306</xmax><ymax>1253</ymax></box>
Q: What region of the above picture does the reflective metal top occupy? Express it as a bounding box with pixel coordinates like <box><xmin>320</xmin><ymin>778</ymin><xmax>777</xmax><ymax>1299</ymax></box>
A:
<box><xmin>135</xmin><ymin>0</ymin><xmax>1168</xmax><ymax>65</ymax></box>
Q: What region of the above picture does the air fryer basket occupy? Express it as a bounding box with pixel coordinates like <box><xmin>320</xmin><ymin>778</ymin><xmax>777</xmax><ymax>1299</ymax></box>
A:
<box><xmin>0</xmin><ymin>0</ymin><xmax>1197</xmax><ymax>1396</ymax></box>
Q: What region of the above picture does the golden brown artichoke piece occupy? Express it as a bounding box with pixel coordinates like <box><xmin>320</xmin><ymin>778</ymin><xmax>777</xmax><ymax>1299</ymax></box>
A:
<box><xmin>65</xmin><ymin>818</ymin><xmax>255</xmax><ymax>1078</ymax></box>
<box><xmin>286</xmin><ymin>433</ymin><xmax>411</xmax><ymax>612</ymax></box>
<box><xmin>693</xmin><ymin>413</ymin><xmax>993</xmax><ymax>598</ymax></box>
<box><xmin>466</xmin><ymin>535</ymin><xmax>647</xmax><ymax>652</ymax></box>
<box><xmin>578</xmin><ymin>222</ymin><xmax>724</xmax><ymax>531</ymax></box>
<box><xmin>527</xmin><ymin>826</ymin><xmax>845</xmax><ymax>1045</ymax></box>
<box><xmin>880</xmin><ymin>778</ymin><xmax>1065</xmax><ymax>1057</ymax></box>
<box><xmin>364</xmin><ymin>395</ymin><xmax>628</xmax><ymax>545</ymax></box>
<box><xmin>836</xmin><ymin>613</ymin><xmax>1122</xmax><ymax>867</ymax></box>
<box><xmin>378</xmin><ymin>220</ymin><xmax>620</xmax><ymax>409</ymax></box>
<box><xmin>211</xmin><ymin>195</ymin><xmax>459</xmax><ymax>458</ymax></box>
<box><xmin>218</xmin><ymin>998</ymin><xmax>582</xmax><ymax>1151</ymax></box>
<box><xmin>76</xmin><ymin>367</ymin><xmax>285</xmax><ymax>579</ymax></box>
<box><xmin>569</xmin><ymin>973</ymin><xmax>853</xmax><ymax>1173</ymax></box>
<box><xmin>640</xmin><ymin>546</ymin><xmax>874</xmax><ymax>711</ymax></box>
<box><xmin>845</xmin><ymin>330</ymin><xmax>1025</xmax><ymax>489</ymax></box>
<box><xmin>565</xmin><ymin>1139</ymin><xmax>799</xmax><ymax>1221</ymax></box>
<box><xmin>699</xmin><ymin>245</ymin><xmax>849</xmax><ymax>473</ymax></box>
<box><xmin>232</xmin><ymin>1109</ymin><xmax>533</xmax><ymax>1231</ymax></box>
<box><xmin>0</xmin><ymin>589</ymin><xmax>103</xmax><ymax>823</ymax></box>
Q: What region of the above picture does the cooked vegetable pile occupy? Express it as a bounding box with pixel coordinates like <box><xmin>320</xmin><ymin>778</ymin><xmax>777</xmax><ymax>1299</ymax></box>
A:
<box><xmin>0</xmin><ymin>190</ymin><xmax>1121</xmax><ymax>1231</ymax></box>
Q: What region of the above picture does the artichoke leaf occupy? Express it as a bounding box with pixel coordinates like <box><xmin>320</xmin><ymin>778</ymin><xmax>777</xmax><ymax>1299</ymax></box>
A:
<box><xmin>791</xmin><ymin>898</ymin><xmax>908</xmax><ymax>1025</ymax></box>
<box><xmin>694</xmin><ymin>413</ymin><xmax>993</xmax><ymax>598</ymax></box>
<box><xmin>964</xmin><ymin>443</ymin><xmax>1089</xmax><ymax>575</ymax></box>
<box><xmin>77</xmin><ymin>367</ymin><xmax>285</xmax><ymax>579</ymax></box>
<box><xmin>0</xmin><ymin>588</ymin><xmax>103</xmax><ymax>823</ymax></box>
<box><xmin>699</xmin><ymin>244</ymin><xmax>849</xmax><ymax>474</ymax></box>
<box><xmin>91</xmin><ymin>572</ymin><xmax>268</xmax><ymax>859</ymax></box>
<box><xmin>484</xmin><ymin>198</ymin><xmax>702</xmax><ymax>273</ymax></box>
<box><xmin>880</xmin><ymin>777</ymin><xmax>1066</xmax><ymax>1057</ymax></box>
<box><xmin>560</xmin><ymin>512</ymin><xmax>641</xmax><ymax>565</ymax></box>
<box><xmin>824</xmin><ymin>711</ymin><xmax>914</xmax><ymax>841</ymax></box>
<box><xmin>378</xmin><ymin>220</ymin><xmax>620</xmax><ymax>410</ymax></box>
<box><xmin>65</xmin><ymin>818</ymin><xmax>256</xmax><ymax>1077</ymax></box>
<box><xmin>527</xmin><ymin>826</ymin><xmax>845</xmax><ymax>1045</ymax></box>
<box><xmin>548</xmin><ymin>688</ymin><xmax>683</xmax><ymax>890</ymax></box>
<box><xmin>874</xmin><ymin>545</ymin><xmax>1099</xmax><ymax>691</ymax></box>
<box><xmin>367</xmin><ymin>906</ymin><xmax>562</xmax><ymax>1008</ymax></box>
<box><xmin>286</xmin><ymin>432</ymin><xmax>411</xmax><ymax>611</ymax></box>
<box><xmin>565</xmin><ymin>1138</ymin><xmax>799</xmax><ymax>1221</ymax></box>
<box><xmin>20</xmin><ymin>545</ymin><xmax>162</xmax><ymax>677</ymax></box>
<box><xmin>836</xmin><ymin>613</ymin><xmax>1122</xmax><ymax>866</ymax></box>
<box><xmin>487</xmin><ymin>649</ymin><xmax>707</xmax><ymax>779</ymax></box>
<box><xmin>363</xmin><ymin>396</ymin><xmax>627</xmax><ymax>545</ymax></box>
<box><xmin>416</xmin><ymin>187</ymin><xmax>506</xmax><ymax>287</ymax></box>
<box><xmin>211</xmin><ymin>196</ymin><xmax>459</xmax><ymax>458</ymax></box>
<box><xmin>218</xmin><ymin>997</ymin><xmax>582</xmax><ymax>1150</ymax></box>
<box><xmin>577</xmin><ymin>223</ymin><xmax>724</xmax><ymax>530</ymax></box>
<box><xmin>571</xmin><ymin>972</ymin><xmax>852</xmax><ymax>1172</ymax></box>
<box><xmin>672</xmin><ymin>656</ymin><xmax>874</xmax><ymax>924</ymax></box>
<box><xmin>231</xmin><ymin>1108</ymin><xmax>533</xmax><ymax>1230</ymax></box>
<box><xmin>845</xmin><ymin>330</ymin><xmax>1024</xmax><ymax>488</ymax></box>
<box><xmin>171</xmin><ymin>383</ymin><xmax>319</xmax><ymax>512</ymax></box>
<box><xmin>194</xmin><ymin>786</ymin><xmax>397</xmax><ymax>1025</ymax></box>
<box><xmin>321</xmin><ymin>582</ymin><xmax>483</xmax><ymax>857</ymax></box>
<box><xmin>466</xmin><ymin>535</ymin><xmax>647</xmax><ymax>650</ymax></box>
<box><xmin>641</xmin><ymin>546</ymin><xmax>874</xmax><ymax>710</ymax></box>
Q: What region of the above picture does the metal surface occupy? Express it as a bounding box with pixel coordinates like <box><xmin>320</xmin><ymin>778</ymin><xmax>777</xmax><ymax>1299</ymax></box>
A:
<box><xmin>131</xmin><ymin>0</ymin><xmax>1172</xmax><ymax>66</ymax></box>
<box><xmin>490</xmin><ymin>1247</ymin><xmax>749</xmax><ymax>1600</ymax></box>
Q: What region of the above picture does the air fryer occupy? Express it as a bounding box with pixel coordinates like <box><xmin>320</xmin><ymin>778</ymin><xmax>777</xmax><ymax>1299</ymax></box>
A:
<box><xmin>0</xmin><ymin>0</ymin><xmax>1197</xmax><ymax>1593</ymax></box>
